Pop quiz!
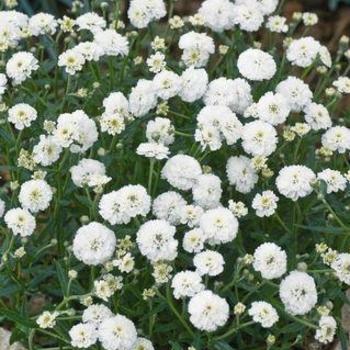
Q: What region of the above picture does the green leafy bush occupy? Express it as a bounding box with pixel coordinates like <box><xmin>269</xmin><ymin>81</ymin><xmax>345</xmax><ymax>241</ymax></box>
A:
<box><xmin>0</xmin><ymin>1</ymin><xmax>349</xmax><ymax>350</ymax></box>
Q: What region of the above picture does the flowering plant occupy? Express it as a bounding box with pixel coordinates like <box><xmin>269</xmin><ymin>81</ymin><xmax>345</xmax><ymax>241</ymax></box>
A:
<box><xmin>0</xmin><ymin>0</ymin><xmax>350</xmax><ymax>349</ymax></box>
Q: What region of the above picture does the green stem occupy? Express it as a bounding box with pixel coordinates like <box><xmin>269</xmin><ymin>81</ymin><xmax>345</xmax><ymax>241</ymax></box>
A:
<box><xmin>320</xmin><ymin>197</ymin><xmax>348</xmax><ymax>231</ymax></box>
<box><xmin>274</xmin><ymin>213</ymin><xmax>293</xmax><ymax>235</ymax></box>
<box><xmin>148</xmin><ymin>159</ymin><xmax>155</xmax><ymax>194</ymax></box>
<box><xmin>175</xmin><ymin>130</ymin><xmax>193</xmax><ymax>137</ymax></box>
<box><xmin>158</xmin><ymin>287</ymin><xmax>195</xmax><ymax>337</ymax></box>
<box><xmin>214</xmin><ymin>321</ymin><xmax>255</xmax><ymax>341</ymax></box>
<box><xmin>170</xmin><ymin>110</ymin><xmax>191</xmax><ymax>120</ymax></box>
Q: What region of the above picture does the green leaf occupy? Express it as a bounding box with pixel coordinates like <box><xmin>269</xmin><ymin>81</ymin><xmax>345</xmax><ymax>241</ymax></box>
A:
<box><xmin>55</xmin><ymin>260</ymin><xmax>68</xmax><ymax>297</ymax></box>
<box><xmin>338</xmin><ymin>326</ymin><xmax>349</xmax><ymax>350</ymax></box>
<box><xmin>169</xmin><ymin>341</ymin><xmax>182</xmax><ymax>350</ymax></box>
<box><xmin>214</xmin><ymin>341</ymin><xmax>236</xmax><ymax>350</ymax></box>
<box><xmin>0</xmin><ymin>307</ymin><xmax>34</xmax><ymax>328</ymax></box>
<box><xmin>295</xmin><ymin>224</ymin><xmax>347</xmax><ymax>234</ymax></box>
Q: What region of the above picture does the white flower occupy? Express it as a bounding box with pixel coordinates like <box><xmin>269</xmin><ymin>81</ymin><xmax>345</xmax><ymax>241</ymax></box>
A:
<box><xmin>103</xmin><ymin>92</ymin><xmax>130</xmax><ymax>117</ymax></box>
<box><xmin>322</xmin><ymin>126</ymin><xmax>350</xmax><ymax>154</ymax></box>
<box><xmin>136</xmin><ymin>220</ymin><xmax>178</xmax><ymax>262</ymax></box>
<box><xmin>100</xmin><ymin>113</ymin><xmax>125</xmax><ymax>136</ymax></box>
<box><xmin>276</xmin><ymin>76</ymin><xmax>313</xmax><ymax>112</ymax></box>
<box><xmin>33</xmin><ymin>135</ymin><xmax>62</xmax><ymax>166</ymax></box>
<box><xmin>193</xmin><ymin>250</ymin><xmax>225</xmax><ymax>276</ymax></box>
<box><xmin>180</xmin><ymin>205</ymin><xmax>204</xmax><ymax>228</ymax></box>
<box><xmin>129</xmin><ymin>80</ymin><xmax>158</xmax><ymax>117</ymax></box>
<box><xmin>132</xmin><ymin>338</ymin><xmax>155</xmax><ymax>350</ymax></box>
<box><xmin>0</xmin><ymin>14</ymin><xmax>25</xmax><ymax>48</ymax></box>
<box><xmin>195</xmin><ymin>105</ymin><xmax>242</xmax><ymax>151</ymax></box>
<box><xmin>99</xmin><ymin>185</ymin><xmax>151</xmax><ymax>225</ymax></box>
<box><xmin>146</xmin><ymin>117</ymin><xmax>174</xmax><ymax>145</ymax></box>
<box><xmin>252</xmin><ymin>191</ymin><xmax>279</xmax><ymax>217</ymax></box>
<box><xmin>256</xmin><ymin>92</ymin><xmax>290</xmax><ymax>125</ymax></box>
<box><xmin>152</xmin><ymin>191</ymin><xmax>187</xmax><ymax>225</ymax></box>
<box><xmin>147</xmin><ymin>51</ymin><xmax>166</xmax><ymax>73</ymax></box>
<box><xmin>192</xmin><ymin>174</ymin><xmax>222</xmax><ymax>210</ymax></box>
<box><xmin>8</xmin><ymin>103</ymin><xmax>37</xmax><ymax>130</ymax></box>
<box><xmin>171</xmin><ymin>271</ymin><xmax>205</xmax><ymax>299</ymax></box>
<box><xmin>179</xmin><ymin>67</ymin><xmax>208</xmax><ymax>102</ymax></box>
<box><xmin>228</xmin><ymin>200</ymin><xmax>248</xmax><ymax>218</ymax></box>
<box><xmin>36</xmin><ymin>311</ymin><xmax>59</xmax><ymax>329</ymax></box>
<box><xmin>200</xmin><ymin>207</ymin><xmax>238</xmax><ymax>244</ymax></box>
<box><xmin>82</xmin><ymin>304</ymin><xmax>113</xmax><ymax>327</ymax></box>
<box><xmin>128</xmin><ymin>0</ymin><xmax>166</xmax><ymax>29</ymax></box>
<box><xmin>98</xmin><ymin>315</ymin><xmax>137</xmax><ymax>350</ymax></box>
<box><xmin>6</xmin><ymin>51</ymin><xmax>39</xmax><ymax>85</ymax></box>
<box><xmin>248</xmin><ymin>301</ymin><xmax>279</xmax><ymax>328</ymax></box>
<box><xmin>0</xmin><ymin>73</ymin><xmax>7</xmax><ymax>99</ymax></box>
<box><xmin>266</xmin><ymin>15</ymin><xmax>288</xmax><ymax>33</ymax></box>
<box><xmin>203</xmin><ymin>78</ymin><xmax>253</xmax><ymax>115</ymax></box>
<box><xmin>75</xmin><ymin>42</ymin><xmax>104</xmax><ymax>62</ymax></box>
<box><xmin>333</xmin><ymin>76</ymin><xmax>350</xmax><ymax>94</ymax></box>
<box><xmin>242</xmin><ymin>121</ymin><xmax>277</xmax><ymax>157</ymax></box>
<box><xmin>153</xmin><ymin>70</ymin><xmax>181</xmax><ymax>100</ymax></box>
<box><xmin>279</xmin><ymin>271</ymin><xmax>317</xmax><ymax>315</ymax></box>
<box><xmin>70</xmin><ymin>158</ymin><xmax>110</xmax><ymax>188</ymax></box>
<box><xmin>72</xmin><ymin>222</ymin><xmax>116</xmax><ymax>266</ymax></box>
<box><xmin>178</xmin><ymin>31</ymin><xmax>215</xmax><ymax>68</ymax></box>
<box><xmin>232</xmin><ymin>3</ymin><xmax>264</xmax><ymax>32</ymax></box>
<box><xmin>286</xmin><ymin>37</ymin><xmax>321</xmax><ymax>67</ymax></box>
<box><xmin>241</xmin><ymin>0</ymin><xmax>279</xmax><ymax>15</ymax></box>
<box><xmin>29</xmin><ymin>13</ymin><xmax>57</xmax><ymax>36</ymax></box>
<box><xmin>0</xmin><ymin>199</ymin><xmax>5</xmax><ymax>218</ymax></box>
<box><xmin>304</xmin><ymin>103</ymin><xmax>332</xmax><ymax>131</ymax></box>
<box><xmin>188</xmin><ymin>290</ymin><xmax>229</xmax><ymax>331</ymax></box>
<box><xmin>253</xmin><ymin>242</ymin><xmax>287</xmax><ymax>279</ymax></box>
<box><xmin>331</xmin><ymin>253</ymin><xmax>350</xmax><ymax>285</ymax></box>
<box><xmin>226</xmin><ymin>155</ymin><xmax>258</xmax><ymax>193</ymax></box>
<box><xmin>276</xmin><ymin>165</ymin><xmax>316</xmax><ymax>201</ymax></box>
<box><xmin>69</xmin><ymin>323</ymin><xmax>98</xmax><ymax>348</ymax></box>
<box><xmin>315</xmin><ymin>316</ymin><xmax>337</xmax><ymax>344</ymax></box>
<box><xmin>4</xmin><ymin>208</ymin><xmax>36</xmax><ymax>237</ymax></box>
<box><xmin>237</xmin><ymin>49</ymin><xmax>276</xmax><ymax>81</ymax></box>
<box><xmin>317</xmin><ymin>169</ymin><xmax>347</xmax><ymax>193</ymax></box>
<box><xmin>319</xmin><ymin>46</ymin><xmax>332</xmax><ymax>68</ymax></box>
<box><xmin>53</xmin><ymin>110</ymin><xmax>98</xmax><ymax>153</ymax></box>
<box><xmin>76</xmin><ymin>12</ymin><xmax>106</xmax><ymax>33</ymax></box>
<box><xmin>161</xmin><ymin>155</ymin><xmax>202</xmax><ymax>191</ymax></box>
<box><xmin>114</xmin><ymin>253</ymin><xmax>135</xmax><ymax>274</ymax></box>
<box><xmin>94</xmin><ymin>275</ymin><xmax>123</xmax><ymax>301</ymax></box>
<box><xmin>303</xmin><ymin>12</ymin><xmax>318</xmax><ymax>26</ymax></box>
<box><xmin>19</xmin><ymin>180</ymin><xmax>53</xmax><ymax>213</ymax></box>
<box><xmin>183</xmin><ymin>228</ymin><xmax>205</xmax><ymax>253</ymax></box>
<box><xmin>94</xmin><ymin>29</ymin><xmax>129</xmax><ymax>57</ymax></box>
<box><xmin>58</xmin><ymin>49</ymin><xmax>85</xmax><ymax>75</ymax></box>
<box><xmin>136</xmin><ymin>142</ymin><xmax>169</xmax><ymax>159</ymax></box>
<box><xmin>198</xmin><ymin>0</ymin><xmax>235</xmax><ymax>32</ymax></box>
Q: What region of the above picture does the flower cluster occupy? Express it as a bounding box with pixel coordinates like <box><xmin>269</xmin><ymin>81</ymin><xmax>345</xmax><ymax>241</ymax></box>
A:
<box><xmin>0</xmin><ymin>0</ymin><xmax>349</xmax><ymax>349</ymax></box>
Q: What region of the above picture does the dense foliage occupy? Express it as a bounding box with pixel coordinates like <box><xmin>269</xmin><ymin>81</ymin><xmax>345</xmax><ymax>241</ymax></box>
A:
<box><xmin>0</xmin><ymin>0</ymin><xmax>349</xmax><ymax>349</ymax></box>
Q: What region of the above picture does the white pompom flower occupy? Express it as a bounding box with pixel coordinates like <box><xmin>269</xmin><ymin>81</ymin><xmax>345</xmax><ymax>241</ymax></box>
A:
<box><xmin>237</xmin><ymin>49</ymin><xmax>276</xmax><ymax>81</ymax></box>
<box><xmin>72</xmin><ymin>222</ymin><xmax>116</xmax><ymax>266</ymax></box>
<box><xmin>279</xmin><ymin>271</ymin><xmax>317</xmax><ymax>315</ymax></box>
<box><xmin>18</xmin><ymin>179</ymin><xmax>53</xmax><ymax>213</ymax></box>
<box><xmin>98</xmin><ymin>315</ymin><xmax>137</xmax><ymax>350</ymax></box>
<box><xmin>253</xmin><ymin>242</ymin><xmax>287</xmax><ymax>279</ymax></box>
<box><xmin>136</xmin><ymin>220</ymin><xmax>178</xmax><ymax>262</ymax></box>
<box><xmin>188</xmin><ymin>290</ymin><xmax>229</xmax><ymax>332</ymax></box>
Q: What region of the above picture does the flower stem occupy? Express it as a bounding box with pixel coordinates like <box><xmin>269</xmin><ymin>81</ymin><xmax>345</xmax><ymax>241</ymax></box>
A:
<box><xmin>148</xmin><ymin>158</ymin><xmax>155</xmax><ymax>194</ymax></box>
